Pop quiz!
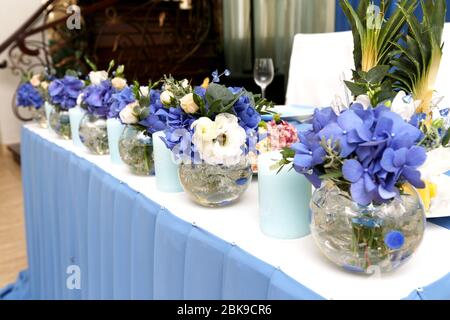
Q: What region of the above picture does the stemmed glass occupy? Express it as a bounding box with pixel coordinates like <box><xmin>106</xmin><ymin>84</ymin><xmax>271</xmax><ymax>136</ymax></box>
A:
<box><xmin>253</xmin><ymin>58</ymin><xmax>274</xmax><ymax>99</ymax></box>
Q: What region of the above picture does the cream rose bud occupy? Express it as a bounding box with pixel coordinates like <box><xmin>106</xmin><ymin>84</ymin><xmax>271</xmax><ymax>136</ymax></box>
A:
<box><xmin>40</xmin><ymin>81</ymin><xmax>49</xmax><ymax>90</ymax></box>
<box><xmin>140</xmin><ymin>86</ymin><xmax>149</xmax><ymax>97</ymax></box>
<box><xmin>89</xmin><ymin>70</ymin><xmax>108</xmax><ymax>85</ymax></box>
<box><xmin>111</xmin><ymin>77</ymin><xmax>127</xmax><ymax>90</ymax></box>
<box><xmin>181</xmin><ymin>79</ymin><xmax>189</xmax><ymax>89</ymax></box>
<box><xmin>30</xmin><ymin>74</ymin><xmax>41</xmax><ymax>87</ymax></box>
<box><xmin>119</xmin><ymin>102</ymin><xmax>139</xmax><ymax>124</ymax></box>
<box><xmin>180</xmin><ymin>93</ymin><xmax>199</xmax><ymax>114</ymax></box>
<box><xmin>160</xmin><ymin>90</ymin><xmax>174</xmax><ymax>105</ymax></box>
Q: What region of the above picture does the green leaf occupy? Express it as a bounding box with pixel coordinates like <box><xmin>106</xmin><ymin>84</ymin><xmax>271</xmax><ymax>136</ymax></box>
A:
<box><xmin>366</xmin><ymin>65</ymin><xmax>390</xmax><ymax>83</ymax></box>
<box><xmin>344</xmin><ymin>80</ymin><xmax>368</xmax><ymax>96</ymax></box>
<box><xmin>205</xmin><ymin>83</ymin><xmax>235</xmax><ymax>107</ymax></box>
<box><xmin>320</xmin><ymin>171</ymin><xmax>343</xmax><ymax>180</ymax></box>
<box><xmin>280</xmin><ymin>147</ymin><xmax>295</xmax><ymax>160</ymax></box>
<box><xmin>442</xmin><ymin>128</ymin><xmax>450</xmax><ymax>147</ymax></box>
<box><xmin>193</xmin><ymin>93</ymin><xmax>206</xmax><ymax>116</ymax></box>
<box><xmin>132</xmin><ymin>80</ymin><xmax>140</xmax><ymax>99</ymax></box>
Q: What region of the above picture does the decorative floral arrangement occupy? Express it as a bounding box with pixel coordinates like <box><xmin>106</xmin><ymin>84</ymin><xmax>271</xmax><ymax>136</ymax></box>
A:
<box><xmin>159</xmin><ymin>71</ymin><xmax>272</xmax><ymax>166</ymax></box>
<box><xmin>118</xmin><ymin>81</ymin><xmax>166</xmax><ymax>134</ymax></box>
<box><xmin>341</xmin><ymin>0</ymin><xmax>449</xmax><ymax>213</ymax></box>
<box><xmin>278</xmin><ymin>104</ymin><xmax>427</xmax><ymax>206</ymax></box>
<box><xmin>116</xmin><ymin>82</ymin><xmax>164</xmax><ymax>175</ymax></box>
<box><xmin>16</xmin><ymin>72</ymin><xmax>51</xmax><ymax>109</ymax></box>
<box><xmin>80</xmin><ymin>60</ymin><xmax>128</xmax><ymax>117</ymax></box>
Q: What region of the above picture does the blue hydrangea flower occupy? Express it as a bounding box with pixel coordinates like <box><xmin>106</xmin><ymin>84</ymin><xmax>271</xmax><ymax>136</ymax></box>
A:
<box><xmin>108</xmin><ymin>86</ymin><xmax>135</xmax><ymax>119</ymax></box>
<box><xmin>48</xmin><ymin>76</ymin><xmax>84</xmax><ymax>110</ymax></box>
<box><xmin>139</xmin><ymin>89</ymin><xmax>167</xmax><ymax>134</ymax></box>
<box><xmin>16</xmin><ymin>83</ymin><xmax>43</xmax><ymax>109</ymax></box>
<box><xmin>82</xmin><ymin>80</ymin><xmax>114</xmax><ymax>117</ymax></box>
<box><xmin>293</xmin><ymin>104</ymin><xmax>427</xmax><ymax>206</ymax></box>
<box><xmin>233</xmin><ymin>95</ymin><xmax>261</xmax><ymax>130</ymax></box>
<box><xmin>380</xmin><ymin>146</ymin><xmax>426</xmax><ymax>189</ymax></box>
<box><xmin>318</xmin><ymin>109</ymin><xmax>372</xmax><ymax>157</ymax></box>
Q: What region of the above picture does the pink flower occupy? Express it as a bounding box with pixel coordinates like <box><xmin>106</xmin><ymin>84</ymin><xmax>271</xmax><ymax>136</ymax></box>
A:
<box><xmin>266</xmin><ymin>120</ymin><xmax>298</xmax><ymax>150</ymax></box>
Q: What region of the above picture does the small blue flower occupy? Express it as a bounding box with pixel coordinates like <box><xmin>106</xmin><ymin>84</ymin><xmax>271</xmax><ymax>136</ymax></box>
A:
<box><xmin>440</xmin><ymin>108</ymin><xmax>450</xmax><ymax>118</ymax></box>
<box><xmin>384</xmin><ymin>231</ymin><xmax>405</xmax><ymax>250</ymax></box>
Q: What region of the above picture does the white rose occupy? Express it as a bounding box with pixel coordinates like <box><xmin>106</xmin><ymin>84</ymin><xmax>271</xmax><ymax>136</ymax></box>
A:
<box><xmin>40</xmin><ymin>81</ymin><xmax>49</xmax><ymax>90</ymax></box>
<box><xmin>119</xmin><ymin>102</ymin><xmax>139</xmax><ymax>124</ymax></box>
<box><xmin>391</xmin><ymin>91</ymin><xmax>420</xmax><ymax>122</ymax></box>
<box><xmin>180</xmin><ymin>93</ymin><xmax>199</xmax><ymax>114</ymax></box>
<box><xmin>76</xmin><ymin>93</ymin><xmax>84</xmax><ymax>106</ymax></box>
<box><xmin>181</xmin><ymin>79</ymin><xmax>190</xmax><ymax>89</ymax></box>
<box><xmin>140</xmin><ymin>86</ymin><xmax>149</xmax><ymax>97</ymax></box>
<box><xmin>30</xmin><ymin>74</ymin><xmax>41</xmax><ymax>87</ymax></box>
<box><xmin>111</xmin><ymin>77</ymin><xmax>127</xmax><ymax>90</ymax></box>
<box><xmin>89</xmin><ymin>70</ymin><xmax>108</xmax><ymax>85</ymax></box>
<box><xmin>160</xmin><ymin>90</ymin><xmax>174</xmax><ymax>105</ymax></box>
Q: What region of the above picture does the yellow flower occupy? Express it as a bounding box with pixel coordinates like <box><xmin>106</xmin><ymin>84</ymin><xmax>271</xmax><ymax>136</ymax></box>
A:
<box><xmin>403</xmin><ymin>181</ymin><xmax>437</xmax><ymax>211</ymax></box>
<box><xmin>201</xmin><ymin>77</ymin><xmax>210</xmax><ymax>89</ymax></box>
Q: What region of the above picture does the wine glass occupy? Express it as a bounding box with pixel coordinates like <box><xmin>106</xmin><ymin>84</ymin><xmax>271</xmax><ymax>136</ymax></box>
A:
<box><xmin>254</xmin><ymin>58</ymin><xmax>274</xmax><ymax>99</ymax></box>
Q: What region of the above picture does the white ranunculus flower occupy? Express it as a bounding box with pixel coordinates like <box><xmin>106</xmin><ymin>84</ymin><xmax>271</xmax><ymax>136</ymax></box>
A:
<box><xmin>140</xmin><ymin>86</ymin><xmax>149</xmax><ymax>97</ymax></box>
<box><xmin>192</xmin><ymin>117</ymin><xmax>218</xmax><ymax>144</ymax></box>
<box><xmin>89</xmin><ymin>70</ymin><xmax>108</xmax><ymax>85</ymax></box>
<box><xmin>40</xmin><ymin>81</ymin><xmax>49</xmax><ymax>90</ymax></box>
<box><xmin>30</xmin><ymin>74</ymin><xmax>41</xmax><ymax>87</ymax></box>
<box><xmin>76</xmin><ymin>93</ymin><xmax>84</xmax><ymax>106</ymax></box>
<box><xmin>181</xmin><ymin>79</ymin><xmax>189</xmax><ymax>89</ymax></box>
<box><xmin>119</xmin><ymin>101</ymin><xmax>139</xmax><ymax>124</ymax></box>
<box><xmin>180</xmin><ymin>93</ymin><xmax>199</xmax><ymax>114</ymax></box>
<box><xmin>355</xmin><ymin>94</ymin><xmax>371</xmax><ymax>110</ymax></box>
<box><xmin>211</xmin><ymin>114</ymin><xmax>246</xmax><ymax>166</ymax></box>
<box><xmin>160</xmin><ymin>90</ymin><xmax>174</xmax><ymax>105</ymax></box>
<box><xmin>391</xmin><ymin>91</ymin><xmax>421</xmax><ymax>121</ymax></box>
<box><xmin>111</xmin><ymin>77</ymin><xmax>127</xmax><ymax>90</ymax></box>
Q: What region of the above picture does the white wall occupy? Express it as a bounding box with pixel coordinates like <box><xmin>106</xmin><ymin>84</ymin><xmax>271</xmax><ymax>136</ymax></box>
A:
<box><xmin>0</xmin><ymin>1</ymin><xmax>42</xmax><ymax>145</ymax></box>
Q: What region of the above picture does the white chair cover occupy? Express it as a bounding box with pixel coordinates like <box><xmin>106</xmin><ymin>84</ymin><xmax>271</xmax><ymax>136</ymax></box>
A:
<box><xmin>285</xmin><ymin>31</ymin><xmax>355</xmax><ymax>108</ymax></box>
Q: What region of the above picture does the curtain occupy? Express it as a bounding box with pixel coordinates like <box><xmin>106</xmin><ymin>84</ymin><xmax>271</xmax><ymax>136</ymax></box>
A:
<box><xmin>223</xmin><ymin>0</ymin><xmax>335</xmax><ymax>77</ymax></box>
<box><xmin>335</xmin><ymin>0</ymin><xmax>450</xmax><ymax>32</ymax></box>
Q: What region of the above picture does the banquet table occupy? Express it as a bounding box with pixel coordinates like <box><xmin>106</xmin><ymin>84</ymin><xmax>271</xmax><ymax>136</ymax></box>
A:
<box><xmin>3</xmin><ymin>123</ymin><xmax>450</xmax><ymax>300</ymax></box>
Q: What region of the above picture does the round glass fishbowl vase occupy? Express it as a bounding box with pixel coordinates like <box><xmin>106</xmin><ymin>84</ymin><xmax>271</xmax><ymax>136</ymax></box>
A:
<box><xmin>31</xmin><ymin>106</ymin><xmax>47</xmax><ymax>128</ymax></box>
<box><xmin>78</xmin><ymin>113</ymin><xmax>109</xmax><ymax>155</ymax></box>
<box><xmin>310</xmin><ymin>182</ymin><xmax>426</xmax><ymax>274</ymax></box>
<box><xmin>49</xmin><ymin>106</ymin><xmax>71</xmax><ymax>139</ymax></box>
<box><xmin>179</xmin><ymin>156</ymin><xmax>253</xmax><ymax>207</ymax></box>
<box><xmin>118</xmin><ymin>125</ymin><xmax>154</xmax><ymax>176</ymax></box>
